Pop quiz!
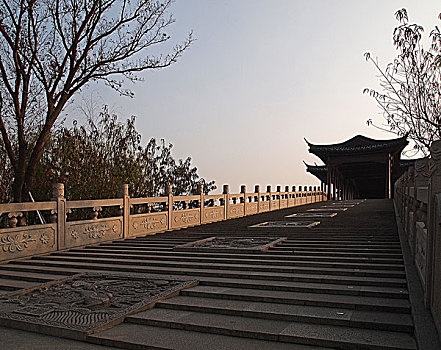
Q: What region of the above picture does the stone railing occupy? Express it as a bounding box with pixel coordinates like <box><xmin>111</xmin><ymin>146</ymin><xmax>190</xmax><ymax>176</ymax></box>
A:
<box><xmin>0</xmin><ymin>184</ymin><xmax>327</xmax><ymax>263</ymax></box>
<box><xmin>394</xmin><ymin>140</ymin><xmax>441</xmax><ymax>336</ymax></box>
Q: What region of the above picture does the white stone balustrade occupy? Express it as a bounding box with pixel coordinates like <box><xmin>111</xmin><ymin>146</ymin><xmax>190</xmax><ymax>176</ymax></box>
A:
<box><xmin>0</xmin><ymin>184</ymin><xmax>327</xmax><ymax>263</ymax></box>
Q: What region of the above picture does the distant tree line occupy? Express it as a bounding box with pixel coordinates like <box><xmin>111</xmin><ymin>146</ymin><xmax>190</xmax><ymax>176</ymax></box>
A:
<box><xmin>0</xmin><ymin>107</ymin><xmax>216</xmax><ymax>202</ymax></box>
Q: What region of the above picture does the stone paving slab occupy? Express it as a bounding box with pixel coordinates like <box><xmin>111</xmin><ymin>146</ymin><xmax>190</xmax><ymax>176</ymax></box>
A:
<box><xmin>89</xmin><ymin>323</ymin><xmax>333</xmax><ymax>350</ymax></box>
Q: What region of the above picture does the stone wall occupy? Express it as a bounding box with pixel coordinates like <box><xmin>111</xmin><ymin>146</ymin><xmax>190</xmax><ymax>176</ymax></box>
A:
<box><xmin>394</xmin><ymin>141</ymin><xmax>441</xmax><ymax>338</ymax></box>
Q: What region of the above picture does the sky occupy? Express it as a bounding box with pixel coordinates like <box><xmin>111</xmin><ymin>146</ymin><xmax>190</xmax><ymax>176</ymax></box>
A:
<box><xmin>72</xmin><ymin>0</ymin><xmax>441</xmax><ymax>193</ymax></box>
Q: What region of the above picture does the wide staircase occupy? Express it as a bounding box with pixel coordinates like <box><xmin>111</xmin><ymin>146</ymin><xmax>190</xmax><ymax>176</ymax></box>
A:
<box><xmin>0</xmin><ymin>199</ymin><xmax>417</xmax><ymax>350</ymax></box>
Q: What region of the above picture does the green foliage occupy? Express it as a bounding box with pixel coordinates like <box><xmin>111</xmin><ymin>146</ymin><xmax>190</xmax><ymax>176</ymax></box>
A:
<box><xmin>364</xmin><ymin>9</ymin><xmax>441</xmax><ymax>154</ymax></box>
<box><xmin>2</xmin><ymin>106</ymin><xmax>215</xmax><ymax>202</ymax></box>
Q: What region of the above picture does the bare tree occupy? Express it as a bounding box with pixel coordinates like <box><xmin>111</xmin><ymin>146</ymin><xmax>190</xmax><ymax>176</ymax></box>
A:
<box><xmin>364</xmin><ymin>9</ymin><xmax>441</xmax><ymax>155</ymax></box>
<box><xmin>0</xmin><ymin>0</ymin><xmax>192</xmax><ymax>202</ymax></box>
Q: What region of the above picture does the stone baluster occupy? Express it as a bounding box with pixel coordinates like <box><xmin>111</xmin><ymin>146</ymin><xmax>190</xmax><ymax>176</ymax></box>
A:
<box><xmin>7</xmin><ymin>212</ymin><xmax>22</xmax><ymax>228</ymax></box>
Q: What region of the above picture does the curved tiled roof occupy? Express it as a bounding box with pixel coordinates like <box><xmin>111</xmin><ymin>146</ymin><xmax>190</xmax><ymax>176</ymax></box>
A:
<box><xmin>305</xmin><ymin>135</ymin><xmax>408</xmax><ymax>162</ymax></box>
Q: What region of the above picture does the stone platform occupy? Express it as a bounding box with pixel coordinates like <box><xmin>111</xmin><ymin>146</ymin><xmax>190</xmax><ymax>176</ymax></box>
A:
<box><xmin>0</xmin><ymin>199</ymin><xmax>438</xmax><ymax>349</ymax></box>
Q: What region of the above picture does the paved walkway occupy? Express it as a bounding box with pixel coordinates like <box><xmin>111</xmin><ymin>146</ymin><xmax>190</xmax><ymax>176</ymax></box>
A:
<box><xmin>0</xmin><ymin>199</ymin><xmax>438</xmax><ymax>349</ymax></box>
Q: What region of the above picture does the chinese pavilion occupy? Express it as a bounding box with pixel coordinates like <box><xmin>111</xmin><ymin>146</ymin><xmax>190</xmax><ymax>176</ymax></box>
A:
<box><xmin>305</xmin><ymin>135</ymin><xmax>410</xmax><ymax>199</ymax></box>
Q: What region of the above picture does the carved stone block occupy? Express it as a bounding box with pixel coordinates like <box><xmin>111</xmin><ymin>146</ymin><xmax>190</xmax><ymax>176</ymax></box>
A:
<box><xmin>0</xmin><ymin>273</ymin><xmax>198</xmax><ymax>339</ymax></box>
<box><xmin>129</xmin><ymin>213</ymin><xmax>168</xmax><ymax>237</ymax></box>
<box><xmin>171</xmin><ymin>209</ymin><xmax>199</xmax><ymax>229</ymax></box>
<box><xmin>270</xmin><ymin>200</ymin><xmax>280</xmax><ymax>210</ymax></box>
<box><xmin>415</xmin><ymin>221</ymin><xmax>427</xmax><ymax>287</ymax></box>
<box><xmin>259</xmin><ymin>202</ymin><xmax>270</xmax><ymax>212</ymax></box>
<box><xmin>174</xmin><ymin>236</ymin><xmax>287</xmax><ymax>253</ymax></box>
<box><xmin>0</xmin><ymin>224</ymin><xmax>57</xmax><ymax>261</ymax></box>
<box><xmin>245</xmin><ymin>203</ymin><xmax>258</xmax><ymax>215</ymax></box>
<box><xmin>249</xmin><ymin>221</ymin><xmax>320</xmax><ymax>228</ymax></box>
<box><xmin>227</xmin><ymin>204</ymin><xmax>244</xmax><ymax>219</ymax></box>
<box><xmin>65</xmin><ymin>218</ymin><xmax>123</xmax><ymax>249</ymax></box>
<box><xmin>286</xmin><ymin>212</ymin><xmax>338</xmax><ymax>218</ymax></box>
<box><xmin>203</xmin><ymin>207</ymin><xmax>224</xmax><ymax>224</ymax></box>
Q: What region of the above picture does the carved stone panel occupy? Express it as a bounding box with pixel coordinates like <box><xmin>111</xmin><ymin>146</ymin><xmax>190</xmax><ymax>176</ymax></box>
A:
<box><xmin>288</xmin><ymin>199</ymin><xmax>295</xmax><ymax>207</ymax></box>
<box><xmin>286</xmin><ymin>212</ymin><xmax>337</xmax><ymax>218</ymax></box>
<box><xmin>174</xmin><ymin>236</ymin><xmax>287</xmax><ymax>253</ymax></box>
<box><xmin>172</xmin><ymin>209</ymin><xmax>200</xmax><ymax>229</ymax></box>
<box><xmin>245</xmin><ymin>203</ymin><xmax>258</xmax><ymax>215</ymax></box>
<box><xmin>259</xmin><ymin>202</ymin><xmax>270</xmax><ymax>212</ymax></box>
<box><xmin>129</xmin><ymin>213</ymin><xmax>168</xmax><ymax>237</ymax></box>
<box><xmin>271</xmin><ymin>200</ymin><xmax>280</xmax><ymax>210</ymax></box>
<box><xmin>203</xmin><ymin>207</ymin><xmax>225</xmax><ymax>224</ymax></box>
<box><xmin>280</xmin><ymin>200</ymin><xmax>288</xmax><ymax>209</ymax></box>
<box><xmin>228</xmin><ymin>204</ymin><xmax>244</xmax><ymax>219</ymax></box>
<box><xmin>0</xmin><ymin>224</ymin><xmax>57</xmax><ymax>262</ymax></box>
<box><xmin>308</xmin><ymin>208</ymin><xmax>347</xmax><ymax>212</ymax></box>
<box><xmin>249</xmin><ymin>221</ymin><xmax>320</xmax><ymax>228</ymax></box>
<box><xmin>65</xmin><ymin>218</ymin><xmax>123</xmax><ymax>249</ymax></box>
<box><xmin>415</xmin><ymin>221</ymin><xmax>427</xmax><ymax>287</ymax></box>
<box><xmin>0</xmin><ymin>273</ymin><xmax>198</xmax><ymax>338</ymax></box>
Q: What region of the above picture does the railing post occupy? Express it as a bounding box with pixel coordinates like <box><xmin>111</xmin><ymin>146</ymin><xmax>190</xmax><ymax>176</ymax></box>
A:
<box><xmin>241</xmin><ymin>185</ymin><xmax>246</xmax><ymax>214</ymax></box>
<box><xmin>277</xmin><ymin>185</ymin><xmax>281</xmax><ymax>208</ymax></box>
<box><xmin>199</xmin><ymin>183</ymin><xmax>204</xmax><ymax>224</ymax></box>
<box><xmin>267</xmin><ymin>185</ymin><xmax>272</xmax><ymax>211</ymax></box>
<box><xmin>255</xmin><ymin>185</ymin><xmax>260</xmax><ymax>213</ymax></box>
<box><xmin>52</xmin><ymin>183</ymin><xmax>66</xmax><ymax>250</ymax></box>
<box><xmin>292</xmin><ymin>186</ymin><xmax>296</xmax><ymax>205</ymax></box>
<box><xmin>285</xmin><ymin>186</ymin><xmax>290</xmax><ymax>207</ymax></box>
<box><xmin>166</xmin><ymin>185</ymin><xmax>173</xmax><ymax>230</ymax></box>
<box><xmin>120</xmin><ymin>184</ymin><xmax>130</xmax><ymax>239</ymax></box>
<box><xmin>223</xmin><ymin>184</ymin><xmax>229</xmax><ymax>220</ymax></box>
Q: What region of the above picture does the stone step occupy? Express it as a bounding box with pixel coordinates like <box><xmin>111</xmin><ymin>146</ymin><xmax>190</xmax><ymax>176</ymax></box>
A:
<box><xmin>54</xmin><ymin>251</ymin><xmax>405</xmax><ymax>271</ymax></box>
<box><xmin>0</xmin><ymin>270</ymin><xmax>70</xmax><ymax>283</ymax></box>
<box><xmin>0</xmin><ymin>277</ymin><xmax>39</xmax><ymax>291</ymax></box>
<box><xmin>89</xmin><ymin>323</ymin><xmax>330</xmax><ymax>350</ymax></box>
<box><xmin>156</xmin><ymin>295</ymin><xmax>414</xmax><ymax>332</ymax></box>
<box><xmin>282</xmin><ymin>243</ymin><xmax>402</xmax><ymax>248</ymax></box>
<box><xmin>32</xmin><ymin>255</ymin><xmax>406</xmax><ymax>278</ymax></box>
<box><xmin>79</xmin><ymin>247</ymin><xmax>405</xmax><ymax>262</ymax></box>
<box><xmin>272</xmin><ymin>247</ymin><xmax>402</xmax><ymax>253</ymax></box>
<box><xmin>18</xmin><ymin>259</ymin><xmax>408</xmax><ymax>287</ymax></box>
<box><xmin>198</xmin><ymin>277</ymin><xmax>409</xmax><ymax>299</ymax></box>
<box><xmin>181</xmin><ymin>286</ymin><xmax>411</xmax><ymax>313</ymax></box>
<box><xmin>126</xmin><ymin>308</ymin><xmax>416</xmax><ymax>350</ymax></box>
<box><xmin>0</xmin><ymin>264</ymin><xmax>409</xmax><ymax>300</ymax></box>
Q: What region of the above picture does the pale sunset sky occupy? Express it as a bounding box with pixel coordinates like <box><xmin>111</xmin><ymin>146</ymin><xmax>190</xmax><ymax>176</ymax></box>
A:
<box><xmin>71</xmin><ymin>0</ymin><xmax>441</xmax><ymax>193</ymax></box>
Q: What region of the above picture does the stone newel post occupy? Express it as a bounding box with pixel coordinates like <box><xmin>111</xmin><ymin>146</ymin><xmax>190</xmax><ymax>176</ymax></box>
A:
<box><xmin>52</xmin><ymin>183</ymin><xmax>66</xmax><ymax>249</ymax></box>
<box><xmin>199</xmin><ymin>184</ymin><xmax>204</xmax><ymax>224</ymax></box>
<box><xmin>166</xmin><ymin>184</ymin><xmax>173</xmax><ymax>230</ymax></box>
<box><xmin>223</xmin><ymin>184</ymin><xmax>230</xmax><ymax>219</ymax></box>
<box><xmin>255</xmin><ymin>185</ymin><xmax>261</xmax><ymax>212</ymax></box>
<box><xmin>120</xmin><ymin>184</ymin><xmax>130</xmax><ymax>239</ymax></box>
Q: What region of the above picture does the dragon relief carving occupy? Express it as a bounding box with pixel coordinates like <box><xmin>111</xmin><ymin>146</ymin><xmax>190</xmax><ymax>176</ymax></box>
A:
<box><xmin>0</xmin><ymin>273</ymin><xmax>197</xmax><ymax>334</ymax></box>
